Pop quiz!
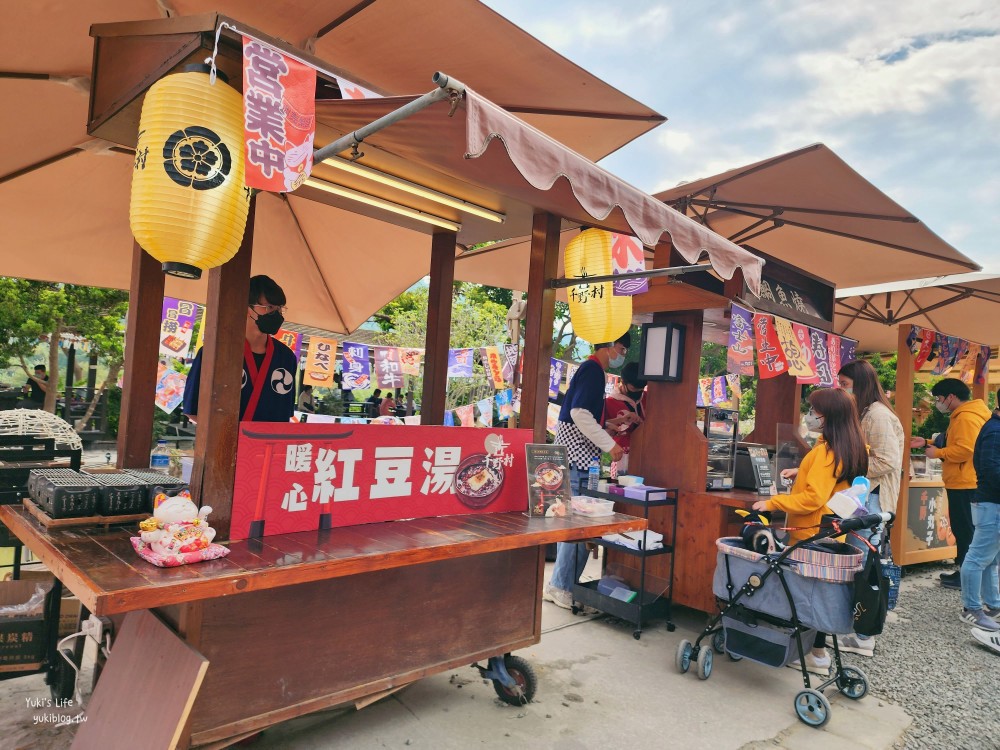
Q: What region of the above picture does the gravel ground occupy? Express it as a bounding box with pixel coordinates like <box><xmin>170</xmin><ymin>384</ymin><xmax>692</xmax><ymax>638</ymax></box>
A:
<box><xmin>846</xmin><ymin>561</ymin><xmax>1000</xmax><ymax>749</ymax></box>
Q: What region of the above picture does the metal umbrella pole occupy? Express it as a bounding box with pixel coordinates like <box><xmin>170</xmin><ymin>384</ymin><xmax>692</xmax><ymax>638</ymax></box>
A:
<box><xmin>313</xmin><ymin>72</ymin><xmax>467</xmax><ymax>163</ymax></box>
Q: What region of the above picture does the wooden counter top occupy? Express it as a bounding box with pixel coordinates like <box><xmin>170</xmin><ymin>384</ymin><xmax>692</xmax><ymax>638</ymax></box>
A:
<box><xmin>0</xmin><ymin>505</ymin><xmax>645</xmax><ymax>616</ymax></box>
<box><xmin>685</xmin><ymin>488</ymin><xmax>765</xmax><ymax>505</ymax></box>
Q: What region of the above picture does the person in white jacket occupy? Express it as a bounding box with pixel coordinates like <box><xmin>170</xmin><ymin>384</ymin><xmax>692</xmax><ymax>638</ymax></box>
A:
<box><xmin>543</xmin><ymin>333</ymin><xmax>628</xmax><ymax>610</ymax></box>
<box><xmin>837</xmin><ymin>359</ymin><xmax>905</xmax><ymax>656</ymax></box>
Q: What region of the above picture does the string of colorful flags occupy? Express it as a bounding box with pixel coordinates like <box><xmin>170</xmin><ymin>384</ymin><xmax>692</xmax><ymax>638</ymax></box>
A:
<box><xmin>906</xmin><ymin>325</ymin><xmax>990</xmax><ymax>385</ymax></box>
<box><xmin>728</xmin><ymin>303</ymin><xmax>857</xmax><ymax>385</ymax></box>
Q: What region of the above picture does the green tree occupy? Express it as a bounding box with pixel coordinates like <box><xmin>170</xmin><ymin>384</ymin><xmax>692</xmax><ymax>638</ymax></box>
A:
<box><xmin>376</xmin><ymin>287</ymin><xmax>508</xmax><ymax>410</ymax></box>
<box><xmin>0</xmin><ymin>278</ymin><xmax>127</xmax><ymax>416</ymax></box>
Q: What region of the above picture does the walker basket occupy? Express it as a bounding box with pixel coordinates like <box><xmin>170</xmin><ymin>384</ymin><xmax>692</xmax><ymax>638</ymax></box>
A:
<box><xmin>721</xmin><ymin>609</ymin><xmax>816</xmax><ymax>667</ymax></box>
<box><xmin>712</xmin><ymin>537</ymin><xmax>862</xmax><ymax>635</ymax></box>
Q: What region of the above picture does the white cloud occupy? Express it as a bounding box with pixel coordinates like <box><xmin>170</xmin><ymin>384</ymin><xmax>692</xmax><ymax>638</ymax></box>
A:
<box><xmin>657</xmin><ymin>130</ymin><xmax>693</xmax><ymax>153</ymax></box>
<box><xmin>524</xmin><ymin>4</ymin><xmax>672</xmax><ymax>49</ymax></box>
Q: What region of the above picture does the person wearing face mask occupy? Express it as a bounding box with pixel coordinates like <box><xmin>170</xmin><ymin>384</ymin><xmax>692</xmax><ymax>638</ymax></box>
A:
<box><xmin>910</xmin><ymin>378</ymin><xmax>991</xmax><ymax>589</ymax></box>
<box><xmin>183</xmin><ymin>275</ymin><xmax>298</xmax><ymax>423</ymax></box>
<box><xmin>835</xmin><ymin>359</ymin><xmax>904</xmax><ymax>657</ymax></box>
<box><xmin>603</xmin><ymin>362</ymin><xmax>647</xmax><ymax>473</ymax></box>
<box><xmin>542</xmin><ymin>332</ymin><xmax>628</xmax><ymax>610</ymax></box>
<box><xmin>753</xmin><ymin>388</ymin><xmax>868</xmax><ymax>675</ymax></box>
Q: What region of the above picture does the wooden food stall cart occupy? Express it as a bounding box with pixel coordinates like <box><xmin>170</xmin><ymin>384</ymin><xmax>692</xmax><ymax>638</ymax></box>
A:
<box><xmin>0</xmin><ymin>12</ymin><xmax>765</xmax><ymax>747</ymax></box>
<box><xmin>836</xmin><ymin>277</ymin><xmax>1000</xmax><ymax>566</ymax></box>
<box><xmin>552</xmin><ymin>146</ymin><xmax>982</xmax><ymax>615</ymax></box>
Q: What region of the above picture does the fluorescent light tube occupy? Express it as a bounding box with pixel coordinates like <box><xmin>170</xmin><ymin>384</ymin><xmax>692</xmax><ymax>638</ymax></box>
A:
<box><xmin>304</xmin><ymin>177</ymin><xmax>462</xmax><ymax>232</ymax></box>
<box><xmin>320</xmin><ymin>157</ymin><xmax>504</xmax><ymax>223</ymax></box>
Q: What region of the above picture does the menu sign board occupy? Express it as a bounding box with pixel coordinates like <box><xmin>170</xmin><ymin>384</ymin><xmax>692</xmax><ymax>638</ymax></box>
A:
<box><xmin>746</xmin><ymin>446</ymin><xmax>775</xmax><ymax>494</ymax></box>
<box><xmin>524</xmin><ymin>444</ymin><xmax>572</xmax><ymax>518</ymax></box>
<box><xmin>231</xmin><ymin>424</ymin><xmax>531</xmax><ymax>539</ymax></box>
<box><xmin>905</xmin><ymin>483</ymin><xmax>956</xmax><ymax>552</ymax></box>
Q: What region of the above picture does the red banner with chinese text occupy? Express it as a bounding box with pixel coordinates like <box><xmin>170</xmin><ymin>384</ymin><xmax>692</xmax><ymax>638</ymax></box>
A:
<box><xmin>753</xmin><ymin>313</ymin><xmax>788</xmax><ymax>379</ymax></box>
<box><xmin>231</xmin><ymin>424</ymin><xmax>533</xmax><ymax>539</ymax></box>
<box><xmin>242</xmin><ymin>37</ymin><xmax>316</xmax><ymax>192</ymax></box>
<box><xmin>913</xmin><ymin>329</ymin><xmax>936</xmax><ymax>370</ymax></box>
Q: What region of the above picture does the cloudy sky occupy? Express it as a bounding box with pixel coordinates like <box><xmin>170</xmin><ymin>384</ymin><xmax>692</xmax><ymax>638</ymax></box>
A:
<box><xmin>484</xmin><ymin>0</ymin><xmax>1000</xmax><ymax>274</ymax></box>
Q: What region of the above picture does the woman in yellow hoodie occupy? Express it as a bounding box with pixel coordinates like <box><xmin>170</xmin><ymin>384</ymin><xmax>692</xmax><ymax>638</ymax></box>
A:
<box><xmin>753</xmin><ymin>387</ymin><xmax>869</xmax><ymax>673</ymax></box>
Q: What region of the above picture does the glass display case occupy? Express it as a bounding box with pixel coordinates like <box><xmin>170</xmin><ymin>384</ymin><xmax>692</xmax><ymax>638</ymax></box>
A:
<box><xmin>698</xmin><ymin>407</ymin><xmax>738</xmax><ymax>490</ymax></box>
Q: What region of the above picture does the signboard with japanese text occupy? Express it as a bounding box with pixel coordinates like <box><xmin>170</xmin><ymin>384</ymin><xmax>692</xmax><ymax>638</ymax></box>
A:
<box><xmin>773</xmin><ymin>317</ymin><xmax>813</xmax><ymax>379</ymax></box>
<box><xmin>373</xmin><ymin>346</ymin><xmax>404</xmax><ymax>390</ymax></box>
<box><xmin>727</xmin><ymin>304</ymin><xmax>755</xmax><ymax>376</ymax></box>
<box><xmin>750</xmin><ymin>261</ymin><xmax>835</xmax><ymax>328</ymax></box>
<box><xmin>905</xmin><ymin>482</ymin><xmax>955</xmax><ymax>552</ymax></box>
<box><xmin>792</xmin><ymin>323</ymin><xmax>819</xmax><ymax>384</ymax></box>
<box><xmin>242</xmin><ymin>37</ymin><xmax>316</xmax><ymax>192</ymax></box>
<box><xmin>231</xmin><ymin>424</ymin><xmax>533</xmax><ymax>539</ymax></box>
<box><xmin>159</xmin><ymin>298</ymin><xmax>200</xmax><ymax>359</ymax></box>
<box><xmin>482</xmin><ymin>346</ymin><xmax>506</xmax><ymax>389</ymax></box>
<box><xmin>341</xmin><ymin>341</ymin><xmax>370</xmax><ymax>389</ymax></box>
<box><xmin>502</xmin><ymin>343</ymin><xmax>520</xmax><ymax>384</ymax></box>
<box><xmin>303</xmin><ymin>336</ymin><xmax>336</xmax><ymax>387</ymax></box>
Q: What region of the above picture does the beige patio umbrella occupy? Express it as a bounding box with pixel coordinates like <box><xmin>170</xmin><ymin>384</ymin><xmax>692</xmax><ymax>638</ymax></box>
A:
<box><xmin>835</xmin><ymin>274</ymin><xmax>1000</xmax><ymax>353</ymax></box>
<box><xmin>456</xmin><ymin>143</ymin><xmax>980</xmax><ymax>296</ymax></box>
<box><xmin>0</xmin><ymin>1</ymin><xmax>664</xmax><ymax>332</ymax></box>
<box><xmin>653</xmin><ymin>144</ymin><xmax>979</xmax><ymax>288</ymax></box>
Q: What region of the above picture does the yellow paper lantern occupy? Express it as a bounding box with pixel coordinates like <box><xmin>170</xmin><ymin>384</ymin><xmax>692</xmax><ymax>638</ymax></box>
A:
<box><xmin>130</xmin><ymin>66</ymin><xmax>250</xmax><ymax>279</ymax></box>
<box><xmin>564</xmin><ymin>228</ymin><xmax>633</xmax><ymax>345</ymax></box>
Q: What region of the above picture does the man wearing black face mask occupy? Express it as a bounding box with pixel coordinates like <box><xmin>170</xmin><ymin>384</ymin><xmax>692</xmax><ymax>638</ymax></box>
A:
<box><xmin>183</xmin><ymin>275</ymin><xmax>297</xmax><ymax>422</ymax></box>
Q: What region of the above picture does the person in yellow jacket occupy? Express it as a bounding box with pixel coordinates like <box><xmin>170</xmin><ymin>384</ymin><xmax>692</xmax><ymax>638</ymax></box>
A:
<box><xmin>910</xmin><ymin>378</ymin><xmax>992</xmax><ymax>588</ymax></box>
<box><xmin>753</xmin><ymin>387</ymin><xmax>869</xmax><ymax>674</ymax></box>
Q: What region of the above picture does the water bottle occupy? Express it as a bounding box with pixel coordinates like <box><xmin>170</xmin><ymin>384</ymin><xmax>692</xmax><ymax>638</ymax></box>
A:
<box><xmin>588</xmin><ymin>459</ymin><xmax>600</xmax><ymax>491</ymax></box>
<box><xmin>150</xmin><ymin>440</ymin><xmax>170</xmax><ymax>472</ymax></box>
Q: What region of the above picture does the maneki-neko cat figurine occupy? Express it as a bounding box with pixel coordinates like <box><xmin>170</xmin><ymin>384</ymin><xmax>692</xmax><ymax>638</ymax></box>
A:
<box><xmin>131</xmin><ymin>489</ymin><xmax>230</xmax><ymax>567</ymax></box>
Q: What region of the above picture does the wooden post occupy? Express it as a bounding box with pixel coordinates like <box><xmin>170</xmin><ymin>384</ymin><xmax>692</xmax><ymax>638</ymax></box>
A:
<box><xmin>519</xmin><ymin>212</ymin><xmax>560</xmax><ymax>443</ymax></box>
<box><xmin>117</xmin><ymin>241</ymin><xmax>165</xmax><ymax>468</ymax></box>
<box><xmin>63</xmin><ymin>344</ymin><xmax>76</xmax><ymax>422</ymax></box>
<box><xmin>630</xmin><ymin>309</ymin><xmax>708</xmax><ymax>492</ymax></box>
<box><xmin>746</xmin><ymin>375</ymin><xmax>803</xmax><ymax>446</ymax></box>
<box><xmin>419</xmin><ymin>231</ymin><xmax>457</xmax><ymax>425</ymax></box>
<box><xmin>190</xmin><ymin>200</ymin><xmax>256</xmax><ymax>539</ymax></box>
<box><xmin>892</xmin><ymin>324</ymin><xmax>915</xmax><ymax>563</ymax></box>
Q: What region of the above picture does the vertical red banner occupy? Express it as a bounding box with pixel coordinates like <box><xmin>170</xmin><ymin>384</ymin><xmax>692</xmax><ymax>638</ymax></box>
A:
<box><xmin>242</xmin><ymin>37</ymin><xmax>317</xmax><ymax>192</ymax></box>
<box><xmin>913</xmin><ymin>330</ymin><xmax>936</xmax><ymax>371</ymax></box>
<box><xmin>753</xmin><ymin>314</ymin><xmax>788</xmax><ymax>379</ymax></box>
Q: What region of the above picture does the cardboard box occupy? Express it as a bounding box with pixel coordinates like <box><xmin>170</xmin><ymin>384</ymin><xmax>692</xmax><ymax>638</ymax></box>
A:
<box><xmin>3</xmin><ymin>568</ymin><xmax>82</xmax><ymax>639</ymax></box>
<box><xmin>0</xmin><ymin>579</ymin><xmax>51</xmax><ymax>667</ymax></box>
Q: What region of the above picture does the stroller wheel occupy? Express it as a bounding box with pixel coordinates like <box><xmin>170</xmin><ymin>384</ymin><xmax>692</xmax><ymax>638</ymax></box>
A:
<box><xmin>794</xmin><ymin>689</ymin><xmax>831</xmax><ymax>728</ymax></box>
<box><xmin>696</xmin><ymin>647</ymin><xmax>713</xmax><ymax>680</ymax></box>
<box><xmin>836</xmin><ymin>665</ymin><xmax>869</xmax><ymax>700</ymax></box>
<box><xmin>711</xmin><ymin>629</ymin><xmax>726</xmax><ymax>654</ymax></box>
<box><xmin>675</xmin><ymin>640</ymin><xmax>693</xmax><ymax>674</ymax></box>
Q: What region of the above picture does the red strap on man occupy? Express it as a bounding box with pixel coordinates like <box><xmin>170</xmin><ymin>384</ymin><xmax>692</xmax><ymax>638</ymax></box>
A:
<box><xmin>242</xmin><ymin>337</ymin><xmax>275</xmax><ymax>422</ymax></box>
